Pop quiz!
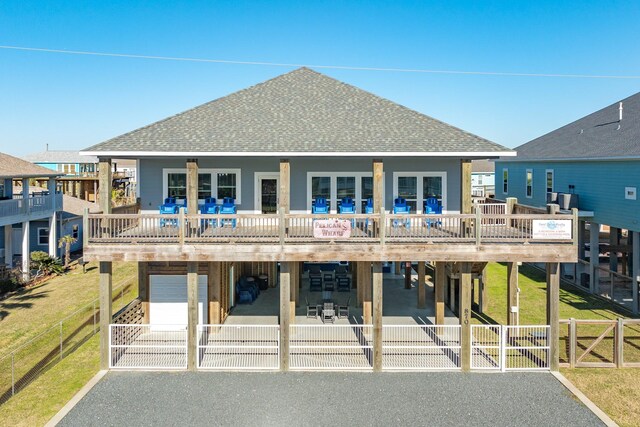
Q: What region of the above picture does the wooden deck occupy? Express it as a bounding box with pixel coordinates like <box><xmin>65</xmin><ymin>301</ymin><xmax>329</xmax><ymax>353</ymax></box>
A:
<box><xmin>83</xmin><ymin>212</ymin><xmax>578</xmax><ymax>263</ymax></box>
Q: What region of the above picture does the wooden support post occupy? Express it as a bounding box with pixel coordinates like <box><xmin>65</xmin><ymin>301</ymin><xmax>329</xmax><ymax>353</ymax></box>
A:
<box><xmin>615</xmin><ymin>318</ymin><xmax>624</xmax><ymax>368</ymax></box>
<box><xmin>372</xmin><ymin>262</ymin><xmax>383</xmax><ymax>372</ymax></box>
<box><xmin>186</xmin><ymin>159</ymin><xmax>199</xmax><ymax>215</ymax></box>
<box><xmin>609</xmin><ymin>227</ymin><xmax>620</xmax><ymax>272</ymax></box>
<box><xmin>98</xmin><ymin>159</ymin><xmax>112</xmax><ymax>214</ymax></box>
<box><xmin>546</xmin><ymin>262</ymin><xmax>560</xmax><ymax>371</ymax></box>
<box><xmin>435</xmin><ymin>262</ymin><xmax>445</xmax><ymax>325</ymax></box>
<box><xmin>290</xmin><ymin>262</ymin><xmax>298</xmax><ymax>323</ymax></box>
<box><xmin>357</xmin><ymin>262</ymin><xmax>364</xmax><ymax>307</ymax></box>
<box><xmin>279</xmin><ymin>159</ymin><xmax>290</xmax><ymax>213</ymax></box>
<box><xmin>569</xmin><ymin>318</ymin><xmax>576</xmax><ymax>368</ymax></box>
<box><xmin>460</xmin><ymin>263</ymin><xmax>472</xmax><ymax>372</ymax></box>
<box><xmin>589</xmin><ymin>222</ymin><xmax>600</xmax><ymax>294</ymax></box>
<box><xmin>373</xmin><ymin>159</ymin><xmax>383</xmax><ymax>213</ymax></box>
<box><xmin>404</xmin><ymin>261</ymin><xmax>412</xmax><ymax>289</ymax></box>
<box><xmin>394</xmin><ymin>262</ymin><xmax>401</xmax><ymax>275</ymax></box>
<box><xmin>138</xmin><ymin>262</ymin><xmax>149</xmax><ymax>323</ymax></box>
<box><xmin>478</xmin><ymin>269</ymin><xmax>486</xmax><ymax>314</ymax></box>
<box><xmin>546</xmin><ymin>203</ymin><xmax>560</xmax><ymax>215</ymax></box>
<box><xmin>363</xmin><ymin>262</ymin><xmax>372</xmax><ymax>324</ymax></box>
<box><xmin>209</xmin><ymin>262</ymin><xmax>222</xmax><ymax>324</ymax></box>
<box><xmin>449</xmin><ymin>276</ymin><xmax>456</xmax><ymax>314</ymax></box>
<box><xmin>417</xmin><ymin>262</ymin><xmax>426</xmax><ymax>309</ymax></box>
<box><xmin>187</xmin><ymin>262</ymin><xmax>198</xmax><ymax>371</ymax></box>
<box><xmin>460</xmin><ymin>160</ymin><xmax>472</xmax><ymax>215</ymax></box>
<box><xmin>280</xmin><ymin>262</ymin><xmax>291</xmax><ymax>371</ymax></box>
<box><xmin>99</xmin><ymin>261</ymin><xmax>112</xmax><ymax>370</ymax></box>
<box><xmin>507</xmin><ymin>262</ymin><xmax>519</xmax><ymax>326</ymax></box>
<box><xmin>351</xmin><ymin>261</ymin><xmax>358</xmax><ymax>289</ymax></box>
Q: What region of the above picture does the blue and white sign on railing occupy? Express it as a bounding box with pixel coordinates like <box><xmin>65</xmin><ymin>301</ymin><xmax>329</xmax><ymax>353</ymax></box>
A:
<box><xmin>532</xmin><ymin>219</ymin><xmax>572</xmax><ymax>240</ymax></box>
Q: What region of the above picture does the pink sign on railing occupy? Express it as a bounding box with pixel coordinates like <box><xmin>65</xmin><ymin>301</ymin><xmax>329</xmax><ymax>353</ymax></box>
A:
<box><xmin>312</xmin><ymin>219</ymin><xmax>352</xmax><ymax>238</ymax></box>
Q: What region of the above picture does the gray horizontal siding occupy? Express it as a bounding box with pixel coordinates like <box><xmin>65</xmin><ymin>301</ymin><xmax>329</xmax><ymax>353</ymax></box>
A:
<box><xmin>140</xmin><ymin>157</ymin><xmax>462</xmax><ymax>213</ymax></box>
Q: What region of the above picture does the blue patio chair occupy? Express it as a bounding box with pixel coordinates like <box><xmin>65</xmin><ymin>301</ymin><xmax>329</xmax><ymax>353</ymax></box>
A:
<box><xmin>164</xmin><ymin>197</ymin><xmax>177</xmax><ymax>205</ymax></box>
<box><xmin>159</xmin><ymin>201</ymin><xmax>179</xmax><ymax>227</ymax></box>
<box><xmin>219</xmin><ymin>197</ymin><xmax>237</xmax><ymax>228</ymax></box>
<box><xmin>393</xmin><ymin>197</ymin><xmax>411</xmax><ymax>228</ymax></box>
<box><xmin>312</xmin><ymin>197</ymin><xmax>329</xmax><ymax>214</ymax></box>
<box><xmin>423</xmin><ymin>197</ymin><xmax>442</xmax><ymax>228</ymax></box>
<box><xmin>363</xmin><ymin>198</ymin><xmax>375</xmax><ymax>230</ymax></box>
<box><xmin>202</xmin><ymin>198</ymin><xmax>218</xmax><ymax>227</ymax></box>
<box><xmin>339</xmin><ymin>197</ymin><xmax>356</xmax><ymax>227</ymax></box>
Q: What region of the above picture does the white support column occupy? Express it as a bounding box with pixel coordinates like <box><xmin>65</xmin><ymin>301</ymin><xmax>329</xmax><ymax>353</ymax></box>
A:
<box><xmin>47</xmin><ymin>177</ymin><xmax>58</xmax><ymax>258</ymax></box>
<box><xmin>21</xmin><ymin>221</ymin><xmax>30</xmax><ymax>281</ymax></box>
<box><xmin>4</xmin><ymin>224</ymin><xmax>12</xmax><ymax>267</ymax></box>
<box><xmin>632</xmin><ymin>231</ymin><xmax>640</xmax><ymax>316</ymax></box>
<box><xmin>589</xmin><ymin>222</ymin><xmax>600</xmax><ymax>294</ymax></box>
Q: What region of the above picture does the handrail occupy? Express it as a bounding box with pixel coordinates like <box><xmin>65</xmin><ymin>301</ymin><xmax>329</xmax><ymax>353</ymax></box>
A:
<box><xmin>85</xmin><ymin>210</ymin><xmax>577</xmax><ymax>246</ymax></box>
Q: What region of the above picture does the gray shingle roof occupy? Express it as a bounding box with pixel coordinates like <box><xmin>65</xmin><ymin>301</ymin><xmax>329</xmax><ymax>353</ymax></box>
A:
<box><xmin>0</xmin><ymin>153</ymin><xmax>62</xmax><ymax>179</ymax></box>
<box><xmin>83</xmin><ymin>67</ymin><xmax>511</xmax><ymax>156</ymax></box>
<box><xmin>512</xmin><ymin>91</ymin><xmax>640</xmax><ymax>161</ymax></box>
<box><xmin>24</xmin><ymin>150</ymin><xmax>98</xmax><ymax>164</ymax></box>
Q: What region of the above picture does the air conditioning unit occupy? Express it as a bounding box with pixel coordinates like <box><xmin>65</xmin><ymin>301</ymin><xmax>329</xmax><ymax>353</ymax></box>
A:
<box><xmin>546</xmin><ymin>192</ymin><xmax>558</xmax><ymax>203</ymax></box>
<box><xmin>557</xmin><ymin>193</ymin><xmax>579</xmax><ymax>210</ymax></box>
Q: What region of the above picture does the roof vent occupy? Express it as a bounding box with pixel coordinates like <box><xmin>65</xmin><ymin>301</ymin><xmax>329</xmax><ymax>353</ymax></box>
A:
<box><xmin>619</xmin><ymin>102</ymin><xmax>623</xmax><ymax>121</ymax></box>
<box><xmin>579</xmin><ymin>129</ymin><xmax>583</xmax><ymax>134</ymax></box>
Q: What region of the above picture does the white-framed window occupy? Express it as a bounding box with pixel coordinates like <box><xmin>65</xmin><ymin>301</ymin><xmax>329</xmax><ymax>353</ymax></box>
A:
<box><xmin>526</xmin><ymin>169</ymin><xmax>533</xmax><ymax>198</ymax></box>
<box><xmin>307</xmin><ymin>172</ymin><xmax>382</xmax><ymax>213</ymax></box>
<box><xmin>393</xmin><ymin>172</ymin><xmax>447</xmax><ymax>213</ymax></box>
<box><xmin>502</xmin><ymin>168</ymin><xmax>508</xmax><ymax>194</ymax></box>
<box><xmin>162</xmin><ymin>168</ymin><xmax>241</xmax><ymax>204</ymax></box>
<box><xmin>72</xmin><ymin>225</ymin><xmax>79</xmax><ymax>239</ymax></box>
<box><xmin>38</xmin><ymin>227</ymin><xmax>49</xmax><ymax>246</ymax></box>
<box><xmin>545</xmin><ymin>169</ymin><xmax>554</xmax><ymax>194</ymax></box>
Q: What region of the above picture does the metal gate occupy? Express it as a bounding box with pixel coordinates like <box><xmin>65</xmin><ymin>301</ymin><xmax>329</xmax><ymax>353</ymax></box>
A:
<box><xmin>109</xmin><ymin>324</ymin><xmax>187</xmax><ymax>369</ymax></box>
<box><xmin>197</xmin><ymin>325</ymin><xmax>279</xmax><ymax>370</ymax></box>
<box><xmin>382</xmin><ymin>325</ymin><xmax>461</xmax><ymax>370</ymax></box>
<box><xmin>471</xmin><ymin>325</ymin><xmax>502</xmax><ymax>370</ymax></box>
<box><xmin>289</xmin><ymin>325</ymin><xmax>373</xmax><ymax>370</ymax></box>
<box><xmin>471</xmin><ymin>325</ymin><xmax>550</xmax><ymax>371</ymax></box>
<box><xmin>504</xmin><ymin>325</ymin><xmax>550</xmax><ymax>370</ymax></box>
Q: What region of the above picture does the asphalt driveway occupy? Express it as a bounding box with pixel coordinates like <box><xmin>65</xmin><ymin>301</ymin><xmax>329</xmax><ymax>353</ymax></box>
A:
<box><xmin>58</xmin><ymin>372</ymin><xmax>603</xmax><ymax>427</ymax></box>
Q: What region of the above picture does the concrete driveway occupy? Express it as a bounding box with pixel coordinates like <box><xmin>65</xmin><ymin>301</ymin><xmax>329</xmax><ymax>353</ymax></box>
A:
<box><xmin>58</xmin><ymin>372</ymin><xmax>604</xmax><ymax>427</ymax></box>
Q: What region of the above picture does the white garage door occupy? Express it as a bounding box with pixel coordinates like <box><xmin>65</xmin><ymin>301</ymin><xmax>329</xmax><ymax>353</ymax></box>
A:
<box><xmin>149</xmin><ymin>275</ymin><xmax>208</xmax><ymax>327</ymax></box>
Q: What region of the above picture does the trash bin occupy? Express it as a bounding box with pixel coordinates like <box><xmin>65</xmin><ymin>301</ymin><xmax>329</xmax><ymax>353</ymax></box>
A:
<box><xmin>257</xmin><ymin>274</ymin><xmax>269</xmax><ymax>290</ymax></box>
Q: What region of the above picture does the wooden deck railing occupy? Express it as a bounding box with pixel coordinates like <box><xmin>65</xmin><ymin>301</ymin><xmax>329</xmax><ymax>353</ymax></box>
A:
<box><xmin>85</xmin><ymin>208</ymin><xmax>579</xmax><ymax>246</ymax></box>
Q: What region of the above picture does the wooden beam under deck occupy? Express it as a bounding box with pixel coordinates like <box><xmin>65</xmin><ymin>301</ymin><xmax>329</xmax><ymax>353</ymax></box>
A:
<box><xmin>84</xmin><ymin>242</ymin><xmax>576</xmax><ymax>263</ymax></box>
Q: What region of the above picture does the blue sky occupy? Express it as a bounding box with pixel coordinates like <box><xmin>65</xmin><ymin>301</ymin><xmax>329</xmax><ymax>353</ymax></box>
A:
<box><xmin>1</xmin><ymin>0</ymin><xmax>639</xmax><ymax>156</ymax></box>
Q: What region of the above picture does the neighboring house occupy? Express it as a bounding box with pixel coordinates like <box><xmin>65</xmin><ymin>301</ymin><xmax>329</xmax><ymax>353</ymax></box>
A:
<box><xmin>0</xmin><ymin>153</ymin><xmax>63</xmax><ymax>279</ymax></box>
<box><xmin>80</xmin><ymin>67</ymin><xmax>576</xmax><ymax>372</ymax></box>
<box><xmin>471</xmin><ymin>159</ymin><xmax>495</xmax><ymax>197</ymax></box>
<box><xmin>496</xmin><ymin>92</ymin><xmax>640</xmax><ymax>314</ymax></box>
<box><xmin>23</xmin><ymin>150</ymin><xmax>137</xmax><ymax>203</ymax></box>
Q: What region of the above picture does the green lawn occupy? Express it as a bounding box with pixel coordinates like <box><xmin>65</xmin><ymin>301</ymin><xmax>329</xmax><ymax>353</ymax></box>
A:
<box><xmin>0</xmin><ymin>334</ymin><xmax>100</xmax><ymax>427</ymax></box>
<box><xmin>0</xmin><ymin>260</ymin><xmax>137</xmax><ymax>353</ymax></box>
<box><xmin>478</xmin><ymin>262</ymin><xmax>630</xmax><ymax>325</ymax></box>
<box><xmin>0</xmin><ymin>261</ymin><xmax>137</xmax><ymax>409</ymax></box>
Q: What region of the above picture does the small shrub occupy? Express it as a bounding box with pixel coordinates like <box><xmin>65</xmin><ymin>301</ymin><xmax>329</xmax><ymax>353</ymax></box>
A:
<box><xmin>30</xmin><ymin>251</ymin><xmax>64</xmax><ymax>277</ymax></box>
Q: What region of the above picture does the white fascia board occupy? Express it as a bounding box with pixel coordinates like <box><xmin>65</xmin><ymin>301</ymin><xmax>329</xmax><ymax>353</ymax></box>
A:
<box><xmin>81</xmin><ymin>150</ymin><xmax>517</xmax><ymax>158</ymax></box>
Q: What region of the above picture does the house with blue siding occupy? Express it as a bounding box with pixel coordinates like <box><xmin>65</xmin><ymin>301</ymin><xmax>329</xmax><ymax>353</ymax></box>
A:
<box><xmin>496</xmin><ymin>91</ymin><xmax>640</xmax><ymax>314</ymax></box>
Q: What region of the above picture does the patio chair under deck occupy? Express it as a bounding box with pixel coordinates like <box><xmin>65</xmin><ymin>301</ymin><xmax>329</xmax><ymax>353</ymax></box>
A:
<box><xmin>306</xmin><ymin>296</ymin><xmax>318</xmax><ymax>318</ymax></box>
<box><xmin>337</xmin><ymin>297</ymin><xmax>350</xmax><ymax>319</ymax></box>
<box><xmin>322</xmin><ymin>302</ymin><xmax>336</xmax><ymax>323</ymax></box>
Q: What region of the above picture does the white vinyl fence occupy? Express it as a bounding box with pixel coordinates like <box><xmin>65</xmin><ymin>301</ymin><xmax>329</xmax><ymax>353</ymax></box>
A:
<box><xmin>289</xmin><ymin>324</ymin><xmax>373</xmax><ymax>370</ymax></box>
<box><xmin>471</xmin><ymin>325</ymin><xmax>550</xmax><ymax>371</ymax></box>
<box><xmin>382</xmin><ymin>325</ymin><xmax>461</xmax><ymax>370</ymax></box>
<box><xmin>109</xmin><ymin>324</ymin><xmax>187</xmax><ymax>369</ymax></box>
<box><xmin>197</xmin><ymin>325</ymin><xmax>280</xmax><ymax>370</ymax></box>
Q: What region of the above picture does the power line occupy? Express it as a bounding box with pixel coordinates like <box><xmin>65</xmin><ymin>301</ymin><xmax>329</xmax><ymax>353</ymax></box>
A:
<box><xmin>1</xmin><ymin>44</ymin><xmax>639</xmax><ymax>80</ymax></box>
